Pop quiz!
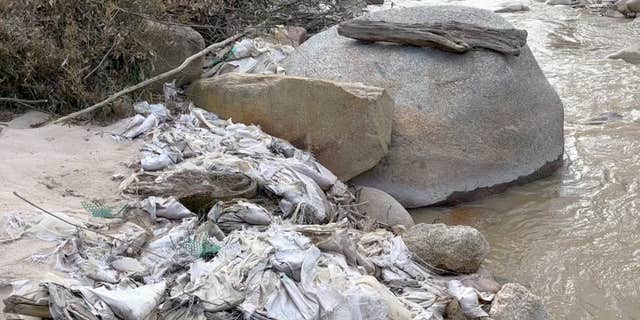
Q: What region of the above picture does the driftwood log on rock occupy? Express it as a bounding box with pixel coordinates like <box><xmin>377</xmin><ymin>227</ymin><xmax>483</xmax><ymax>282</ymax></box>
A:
<box><xmin>337</xmin><ymin>19</ymin><xmax>528</xmax><ymax>55</ymax></box>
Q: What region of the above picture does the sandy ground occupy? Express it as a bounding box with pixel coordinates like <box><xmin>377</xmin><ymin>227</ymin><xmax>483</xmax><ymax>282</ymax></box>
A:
<box><xmin>0</xmin><ymin>113</ymin><xmax>141</xmax><ymax>317</ymax></box>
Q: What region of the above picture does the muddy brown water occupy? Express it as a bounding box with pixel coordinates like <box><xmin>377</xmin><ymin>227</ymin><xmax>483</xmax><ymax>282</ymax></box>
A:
<box><xmin>373</xmin><ymin>1</ymin><xmax>640</xmax><ymax>318</ymax></box>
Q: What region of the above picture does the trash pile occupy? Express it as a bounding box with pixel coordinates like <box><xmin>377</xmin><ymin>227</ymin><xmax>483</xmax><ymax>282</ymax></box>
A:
<box><xmin>203</xmin><ymin>37</ymin><xmax>295</xmax><ymax>78</ymax></box>
<box><xmin>3</xmin><ymin>90</ymin><xmax>498</xmax><ymax>320</ymax></box>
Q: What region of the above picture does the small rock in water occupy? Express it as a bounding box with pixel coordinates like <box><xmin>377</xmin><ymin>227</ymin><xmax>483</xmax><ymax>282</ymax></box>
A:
<box><xmin>616</xmin><ymin>0</ymin><xmax>640</xmax><ymax>14</ymax></box>
<box><xmin>608</xmin><ymin>44</ymin><xmax>640</xmax><ymax>65</ymax></box>
<box><xmin>603</xmin><ymin>8</ymin><xmax>627</xmax><ymax>18</ymax></box>
<box><xmin>402</xmin><ymin>223</ymin><xmax>490</xmax><ymax>274</ymax></box>
<box><xmin>495</xmin><ymin>1</ymin><xmax>530</xmax><ymax>13</ymax></box>
<box><xmin>546</xmin><ymin>0</ymin><xmax>580</xmax><ymax>5</ymax></box>
<box><xmin>583</xmin><ymin>112</ymin><xmax>623</xmax><ymax>125</ymax></box>
<box><xmin>490</xmin><ymin>283</ymin><xmax>550</xmax><ymax>320</ymax></box>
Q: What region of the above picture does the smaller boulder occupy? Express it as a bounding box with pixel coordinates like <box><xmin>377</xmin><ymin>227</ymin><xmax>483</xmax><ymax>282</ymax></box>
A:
<box><xmin>608</xmin><ymin>44</ymin><xmax>640</xmax><ymax>64</ymax></box>
<box><xmin>402</xmin><ymin>223</ymin><xmax>490</xmax><ymax>274</ymax></box>
<box><xmin>490</xmin><ymin>283</ymin><xmax>550</xmax><ymax>320</ymax></box>
<box><xmin>616</xmin><ymin>0</ymin><xmax>640</xmax><ymax>14</ymax></box>
<box><xmin>143</xmin><ymin>21</ymin><xmax>205</xmax><ymax>91</ymax></box>
<box><xmin>445</xmin><ymin>299</ymin><xmax>469</xmax><ymax>320</ymax></box>
<box><xmin>7</xmin><ymin>111</ymin><xmax>50</xmax><ymax>129</ymax></box>
<box><xmin>274</xmin><ymin>26</ymin><xmax>308</xmax><ymax>47</ymax></box>
<box><xmin>494</xmin><ymin>1</ymin><xmax>530</xmax><ymax>13</ymax></box>
<box><xmin>356</xmin><ymin>186</ymin><xmax>414</xmax><ymax>227</ymax></box>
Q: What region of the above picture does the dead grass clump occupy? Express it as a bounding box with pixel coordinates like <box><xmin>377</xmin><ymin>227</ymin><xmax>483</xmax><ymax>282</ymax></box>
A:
<box><xmin>0</xmin><ymin>0</ymin><xmax>164</xmax><ymax>116</ymax></box>
<box><xmin>159</xmin><ymin>0</ymin><xmax>367</xmax><ymax>44</ymax></box>
<box><xmin>0</xmin><ymin>0</ymin><xmax>365</xmax><ymax>118</ymax></box>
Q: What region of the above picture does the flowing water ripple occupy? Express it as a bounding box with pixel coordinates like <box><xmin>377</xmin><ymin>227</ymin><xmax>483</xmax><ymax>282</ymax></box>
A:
<box><xmin>404</xmin><ymin>0</ymin><xmax>640</xmax><ymax>318</ymax></box>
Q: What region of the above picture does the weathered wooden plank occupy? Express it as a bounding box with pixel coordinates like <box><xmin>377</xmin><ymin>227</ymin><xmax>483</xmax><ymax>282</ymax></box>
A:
<box><xmin>337</xmin><ymin>19</ymin><xmax>528</xmax><ymax>55</ymax></box>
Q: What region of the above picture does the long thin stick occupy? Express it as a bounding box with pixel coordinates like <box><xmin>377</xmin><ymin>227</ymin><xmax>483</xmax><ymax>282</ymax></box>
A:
<box><xmin>12</xmin><ymin>191</ymin><xmax>166</xmax><ymax>259</ymax></box>
<box><xmin>0</xmin><ymin>98</ymin><xmax>48</xmax><ymax>104</ymax></box>
<box><xmin>52</xmin><ymin>32</ymin><xmax>244</xmax><ymax>124</ymax></box>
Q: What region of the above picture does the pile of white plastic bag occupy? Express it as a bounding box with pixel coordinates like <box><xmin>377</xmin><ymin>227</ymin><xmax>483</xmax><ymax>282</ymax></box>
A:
<box><xmin>3</xmin><ymin>95</ymin><xmax>496</xmax><ymax>320</ymax></box>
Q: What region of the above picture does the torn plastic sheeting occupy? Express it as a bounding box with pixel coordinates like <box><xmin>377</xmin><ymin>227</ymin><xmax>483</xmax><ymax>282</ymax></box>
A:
<box><xmin>447</xmin><ymin>280</ymin><xmax>489</xmax><ymax>318</ymax></box>
<box><xmin>141</xmin><ymin>152</ymin><xmax>180</xmax><ymax>171</ymax></box>
<box><xmin>46</xmin><ymin>282</ymin><xmax>98</xmax><ymax>320</ymax></box>
<box><xmin>208</xmin><ymin>200</ymin><xmax>271</xmax><ymax>234</ymax></box>
<box><xmin>76</xmin><ymin>280</ymin><xmax>166</xmax><ymax>320</ymax></box>
<box><xmin>230</xmin><ymin>39</ymin><xmax>255</xmax><ymax>59</ymax></box>
<box><xmin>111</xmin><ymin>257</ymin><xmax>146</xmax><ymax>273</ymax></box>
<box><xmin>81</xmin><ymin>257</ymin><xmax>120</xmax><ymax>284</ymax></box>
<box><xmin>141</xmin><ymin>196</ymin><xmax>194</xmax><ymax>220</ymax></box>
<box><xmin>283</xmin><ymin>157</ymin><xmax>337</xmax><ymax>191</ymax></box>
<box><xmin>264</xmin><ymin>232</ymin><xmax>342</xmax><ymax>320</ymax></box>
<box><xmin>261</xmin><ymin>165</ymin><xmax>330</xmax><ymax>225</ymax></box>
<box><xmin>208</xmin><ymin>38</ymin><xmax>294</xmax><ymax>77</ymax></box>
<box><xmin>0</xmin><ymin>213</ymin><xmax>28</xmax><ymax>243</ymax></box>
<box><xmin>26</xmin><ymin>213</ymin><xmax>82</xmax><ymax>242</ymax></box>
<box><xmin>139</xmin><ymin>218</ymin><xmax>199</xmax><ymax>275</ymax></box>
<box><xmin>120</xmin><ymin>114</ymin><xmax>145</xmax><ymax>136</ymax></box>
<box><xmin>266</xmin><ymin>275</ymin><xmax>322</xmax><ymax>320</ymax></box>
<box><xmin>145</xmin><ymin>217</ymin><xmax>198</xmax><ymax>252</ymax></box>
<box><xmin>353</xmin><ymin>276</ymin><xmax>413</xmax><ymax>320</ymax></box>
<box><xmin>268</xmin><ymin>237</ymin><xmax>319</xmax><ymax>283</ymax></box>
<box><xmin>201</xmin><ymin>155</ymin><xmax>331</xmax><ymax>226</ymax></box>
<box><xmin>178</xmin><ymin>244</ymin><xmax>260</xmax><ymax>312</ymax></box>
<box><xmin>133</xmin><ymin>101</ymin><xmax>169</xmax><ymax>121</ymax></box>
<box><xmin>313</xmin><ymin>229</ymin><xmax>375</xmax><ymax>274</ymax></box>
<box><xmin>123</xmin><ymin>113</ymin><xmax>159</xmax><ymax>139</ymax></box>
<box><xmin>2</xmin><ymin>280</ymin><xmax>51</xmax><ymax>318</ymax></box>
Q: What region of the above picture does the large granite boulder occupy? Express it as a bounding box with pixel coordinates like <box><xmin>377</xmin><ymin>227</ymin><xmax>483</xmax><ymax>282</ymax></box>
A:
<box><xmin>402</xmin><ymin>223</ymin><xmax>490</xmax><ymax>274</ymax></box>
<box><xmin>490</xmin><ymin>283</ymin><xmax>550</xmax><ymax>320</ymax></box>
<box><xmin>188</xmin><ymin>73</ymin><xmax>393</xmax><ymax>180</ymax></box>
<box><xmin>284</xmin><ymin>6</ymin><xmax>564</xmax><ymax>208</ymax></box>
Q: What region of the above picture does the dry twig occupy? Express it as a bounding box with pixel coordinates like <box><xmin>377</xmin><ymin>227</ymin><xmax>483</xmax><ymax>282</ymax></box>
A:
<box><xmin>0</xmin><ymin>98</ymin><xmax>48</xmax><ymax>104</ymax></box>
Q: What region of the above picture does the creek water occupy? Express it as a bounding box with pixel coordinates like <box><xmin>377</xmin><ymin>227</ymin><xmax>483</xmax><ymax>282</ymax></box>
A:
<box><xmin>372</xmin><ymin>1</ymin><xmax>640</xmax><ymax>318</ymax></box>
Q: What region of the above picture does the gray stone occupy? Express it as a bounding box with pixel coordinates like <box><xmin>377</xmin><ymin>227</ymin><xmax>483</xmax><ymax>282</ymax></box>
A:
<box><xmin>494</xmin><ymin>1</ymin><xmax>530</xmax><ymax>13</ymax></box>
<box><xmin>445</xmin><ymin>299</ymin><xmax>469</xmax><ymax>320</ymax></box>
<box><xmin>545</xmin><ymin>0</ymin><xmax>578</xmax><ymax>5</ymax></box>
<box><xmin>7</xmin><ymin>111</ymin><xmax>50</xmax><ymax>129</ymax></box>
<box><xmin>402</xmin><ymin>223</ymin><xmax>490</xmax><ymax>274</ymax></box>
<box><xmin>284</xmin><ymin>6</ymin><xmax>564</xmax><ymax>208</ymax></box>
<box><xmin>616</xmin><ymin>0</ymin><xmax>640</xmax><ymax>13</ymax></box>
<box><xmin>356</xmin><ymin>186</ymin><xmax>414</xmax><ymax>227</ymax></box>
<box><xmin>143</xmin><ymin>21</ymin><xmax>205</xmax><ymax>91</ymax></box>
<box><xmin>608</xmin><ymin>44</ymin><xmax>640</xmax><ymax>65</ymax></box>
<box><xmin>490</xmin><ymin>283</ymin><xmax>550</xmax><ymax>320</ymax></box>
